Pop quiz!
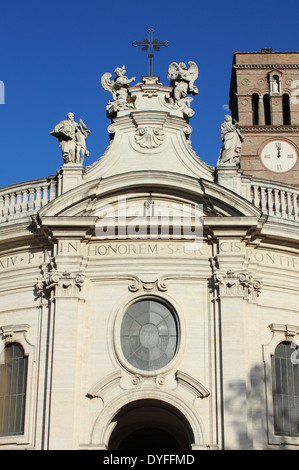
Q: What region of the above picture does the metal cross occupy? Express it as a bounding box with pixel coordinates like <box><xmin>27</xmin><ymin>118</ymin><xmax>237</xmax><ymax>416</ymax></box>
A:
<box><xmin>132</xmin><ymin>29</ymin><xmax>170</xmax><ymax>76</ymax></box>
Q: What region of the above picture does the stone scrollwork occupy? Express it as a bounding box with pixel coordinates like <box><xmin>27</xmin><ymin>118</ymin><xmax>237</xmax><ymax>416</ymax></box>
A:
<box><xmin>36</xmin><ymin>264</ymin><xmax>85</xmax><ymax>296</ymax></box>
<box><xmin>128</xmin><ymin>275</ymin><xmax>169</xmax><ymax>293</ymax></box>
<box><xmin>214</xmin><ymin>269</ymin><xmax>262</xmax><ymax>301</ymax></box>
<box><xmin>135</xmin><ymin>126</ymin><xmax>165</xmax><ymax>149</ymax></box>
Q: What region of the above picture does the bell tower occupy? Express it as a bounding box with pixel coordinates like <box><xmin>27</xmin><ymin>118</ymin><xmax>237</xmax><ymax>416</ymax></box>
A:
<box><xmin>229</xmin><ymin>48</ymin><xmax>299</xmax><ymax>185</ymax></box>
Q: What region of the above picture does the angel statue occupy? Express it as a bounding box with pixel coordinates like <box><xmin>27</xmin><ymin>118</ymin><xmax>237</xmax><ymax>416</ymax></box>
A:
<box><xmin>50</xmin><ymin>112</ymin><xmax>90</xmax><ymax>165</ymax></box>
<box><xmin>101</xmin><ymin>66</ymin><xmax>136</xmax><ymax>117</ymax></box>
<box><xmin>167</xmin><ymin>61</ymin><xmax>199</xmax><ymax>118</ymax></box>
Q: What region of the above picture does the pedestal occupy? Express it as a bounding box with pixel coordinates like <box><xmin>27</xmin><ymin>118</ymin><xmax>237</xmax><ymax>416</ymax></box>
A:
<box><xmin>61</xmin><ymin>163</ymin><xmax>84</xmax><ymax>194</ymax></box>
<box><xmin>216</xmin><ymin>164</ymin><xmax>242</xmax><ymax>194</ymax></box>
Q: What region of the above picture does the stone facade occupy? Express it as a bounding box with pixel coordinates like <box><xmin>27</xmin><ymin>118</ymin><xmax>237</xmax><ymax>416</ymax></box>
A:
<box><xmin>0</xmin><ymin>54</ymin><xmax>299</xmax><ymax>450</ymax></box>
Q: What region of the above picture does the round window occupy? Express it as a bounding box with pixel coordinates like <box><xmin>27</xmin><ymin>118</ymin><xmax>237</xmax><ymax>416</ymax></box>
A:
<box><xmin>120</xmin><ymin>299</ymin><xmax>179</xmax><ymax>371</ymax></box>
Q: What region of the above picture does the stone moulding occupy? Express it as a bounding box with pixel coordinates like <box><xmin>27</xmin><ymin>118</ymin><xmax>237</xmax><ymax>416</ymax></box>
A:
<box><xmin>135</xmin><ymin>126</ymin><xmax>165</xmax><ymax>149</ymax></box>
<box><xmin>86</xmin><ymin>369</ymin><xmax>210</xmax><ymax>403</ymax></box>
<box><xmin>234</xmin><ymin>64</ymin><xmax>299</xmax><ymax>69</ymax></box>
<box><xmin>175</xmin><ymin>371</ymin><xmax>210</xmax><ymax>399</ymax></box>
<box><xmin>0</xmin><ymin>324</ymin><xmax>31</xmax><ymax>344</ymax></box>
<box><xmin>128</xmin><ymin>275</ymin><xmax>168</xmax><ymax>293</ymax></box>
<box><xmin>36</xmin><ymin>268</ymin><xmax>85</xmax><ymax>294</ymax></box>
<box><xmin>213</xmin><ymin>269</ymin><xmax>262</xmax><ymax>300</ymax></box>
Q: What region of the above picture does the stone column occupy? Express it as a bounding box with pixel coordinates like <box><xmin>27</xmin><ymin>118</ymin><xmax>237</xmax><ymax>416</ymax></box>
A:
<box><xmin>258</xmin><ymin>95</ymin><xmax>265</xmax><ymax>125</ymax></box>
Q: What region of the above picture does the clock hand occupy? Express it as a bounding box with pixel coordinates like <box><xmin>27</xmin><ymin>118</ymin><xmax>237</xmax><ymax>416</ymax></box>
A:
<box><xmin>276</xmin><ymin>143</ymin><xmax>281</xmax><ymax>158</ymax></box>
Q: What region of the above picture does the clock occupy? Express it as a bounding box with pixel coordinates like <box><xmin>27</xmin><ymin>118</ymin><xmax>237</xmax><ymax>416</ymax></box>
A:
<box><xmin>260</xmin><ymin>140</ymin><xmax>298</xmax><ymax>173</ymax></box>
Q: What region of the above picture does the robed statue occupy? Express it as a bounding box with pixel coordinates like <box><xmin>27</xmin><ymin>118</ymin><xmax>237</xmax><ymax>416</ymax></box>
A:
<box><xmin>50</xmin><ymin>112</ymin><xmax>90</xmax><ymax>164</ymax></box>
<box><xmin>217</xmin><ymin>115</ymin><xmax>244</xmax><ymax>166</ymax></box>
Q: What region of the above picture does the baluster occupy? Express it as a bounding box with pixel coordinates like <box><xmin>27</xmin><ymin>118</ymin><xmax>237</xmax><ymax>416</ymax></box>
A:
<box><xmin>295</xmin><ymin>195</ymin><xmax>299</xmax><ymax>220</ymax></box>
<box><xmin>280</xmin><ymin>191</ymin><xmax>287</xmax><ymax>218</ymax></box>
<box><xmin>286</xmin><ymin>191</ymin><xmax>292</xmax><ymax>219</ymax></box>
<box><xmin>35</xmin><ymin>186</ymin><xmax>42</xmax><ymax>211</ymax></box>
<box><xmin>252</xmin><ymin>185</ymin><xmax>260</xmax><ymax>208</ymax></box>
<box><xmin>3</xmin><ymin>194</ymin><xmax>10</xmax><ymax>216</ymax></box>
<box><xmin>260</xmin><ymin>186</ymin><xmax>267</xmax><ymax>213</ymax></box>
<box><xmin>267</xmin><ymin>188</ymin><xmax>274</xmax><ymax>216</ymax></box>
<box><xmin>49</xmin><ymin>179</ymin><xmax>57</xmax><ymax>201</ymax></box>
<box><xmin>20</xmin><ymin>189</ymin><xmax>28</xmax><ymax>213</ymax></box>
<box><xmin>0</xmin><ymin>195</ymin><xmax>4</xmax><ymax>219</ymax></box>
<box><xmin>15</xmin><ymin>191</ymin><xmax>22</xmax><ymax>216</ymax></box>
<box><xmin>28</xmin><ymin>188</ymin><xmax>35</xmax><ymax>213</ymax></box>
<box><xmin>272</xmin><ymin>189</ymin><xmax>278</xmax><ymax>217</ymax></box>
<box><xmin>41</xmin><ymin>184</ymin><xmax>49</xmax><ymax>207</ymax></box>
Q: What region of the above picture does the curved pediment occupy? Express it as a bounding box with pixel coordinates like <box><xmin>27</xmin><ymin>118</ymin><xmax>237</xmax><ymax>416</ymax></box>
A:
<box><xmin>38</xmin><ymin>171</ymin><xmax>261</xmax><ymax>220</ymax></box>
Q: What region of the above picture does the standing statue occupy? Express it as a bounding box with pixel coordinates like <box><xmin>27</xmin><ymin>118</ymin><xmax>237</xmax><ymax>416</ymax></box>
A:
<box><xmin>167</xmin><ymin>61</ymin><xmax>199</xmax><ymax>118</ymax></box>
<box><xmin>217</xmin><ymin>115</ymin><xmax>244</xmax><ymax>166</ymax></box>
<box><xmin>101</xmin><ymin>66</ymin><xmax>136</xmax><ymax>117</ymax></box>
<box><xmin>50</xmin><ymin>112</ymin><xmax>90</xmax><ymax>164</ymax></box>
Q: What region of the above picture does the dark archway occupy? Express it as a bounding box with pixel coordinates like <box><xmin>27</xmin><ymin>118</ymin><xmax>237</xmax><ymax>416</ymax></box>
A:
<box><xmin>118</xmin><ymin>428</ymin><xmax>181</xmax><ymax>450</ymax></box>
<box><xmin>108</xmin><ymin>399</ymin><xmax>194</xmax><ymax>450</ymax></box>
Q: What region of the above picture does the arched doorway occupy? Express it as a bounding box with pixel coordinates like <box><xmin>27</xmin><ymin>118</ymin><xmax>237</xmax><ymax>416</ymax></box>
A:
<box><xmin>108</xmin><ymin>399</ymin><xmax>193</xmax><ymax>450</ymax></box>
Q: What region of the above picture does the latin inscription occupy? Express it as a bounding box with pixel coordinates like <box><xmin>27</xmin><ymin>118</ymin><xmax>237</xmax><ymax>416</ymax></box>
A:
<box><xmin>0</xmin><ymin>251</ymin><xmax>50</xmax><ymax>271</ymax></box>
<box><xmin>87</xmin><ymin>241</ymin><xmax>212</xmax><ymax>258</ymax></box>
<box><xmin>219</xmin><ymin>241</ymin><xmax>299</xmax><ymax>269</ymax></box>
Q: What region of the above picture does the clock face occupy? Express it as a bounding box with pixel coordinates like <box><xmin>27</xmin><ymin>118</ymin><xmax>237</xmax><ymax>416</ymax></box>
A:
<box><xmin>261</xmin><ymin>140</ymin><xmax>298</xmax><ymax>173</ymax></box>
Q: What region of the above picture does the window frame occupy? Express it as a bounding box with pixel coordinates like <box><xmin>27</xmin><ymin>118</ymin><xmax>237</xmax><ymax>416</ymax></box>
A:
<box><xmin>113</xmin><ymin>294</ymin><xmax>184</xmax><ymax>377</ymax></box>
<box><xmin>263</xmin><ymin>323</ymin><xmax>299</xmax><ymax>446</ymax></box>
<box><xmin>0</xmin><ymin>325</ymin><xmax>34</xmax><ymax>447</ymax></box>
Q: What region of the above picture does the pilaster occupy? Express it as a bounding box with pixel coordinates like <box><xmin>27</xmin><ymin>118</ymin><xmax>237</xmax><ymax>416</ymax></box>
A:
<box><xmin>35</xmin><ymin>217</ymin><xmax>95</xmax><ymax>449</ymax></box>
<box><xmin>210</xmin><ymin>237</ymin><xmax>262</xmax><ymax>450</ymax></box>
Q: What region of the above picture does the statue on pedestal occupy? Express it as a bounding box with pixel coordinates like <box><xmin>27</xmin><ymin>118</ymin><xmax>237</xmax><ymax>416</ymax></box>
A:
<box><xmin>101</xmin><ymin>66</ymin><xmax>136</xmax><ymax>117</ymax></box>
<box><xmin>167</xmin><ymin>61</ymin><xmax>199</xmax><ymax>118</ymax></box>
<box><xmin>217</xmin><ymin>115</ymin><xmax>244</xmax><ymax>166</ymax></box>
<box><xmin>50</xmin><ymin>113</ymin><xmax>90</xmax><ymax>164</ymax></box>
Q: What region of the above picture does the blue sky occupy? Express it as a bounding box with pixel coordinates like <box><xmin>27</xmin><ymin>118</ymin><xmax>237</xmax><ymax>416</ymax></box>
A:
<box><xmin>0</xmin><ymin>0</ymin><xmax>298</xmax><ymax>188</ymax></box>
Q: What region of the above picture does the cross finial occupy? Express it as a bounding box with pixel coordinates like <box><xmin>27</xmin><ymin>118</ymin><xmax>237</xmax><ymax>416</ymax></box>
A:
<box><xmin>132</xmin><ymin>29</ymin><xmax>170</xmax><ymax>76</ymax></box>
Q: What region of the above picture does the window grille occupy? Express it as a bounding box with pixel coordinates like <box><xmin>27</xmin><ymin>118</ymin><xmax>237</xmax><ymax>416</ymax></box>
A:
<box><xmin>0</xmin><ymin>343</ymin><xmax>28</xmax><ymax>436</ymax></box>
<box><xmin>272</xmin><ymin>341</ymin><xmax>299</xmax><ymax>436</ymax></box>
<box><xmin>121</xmin><ymin>299</ymin><xmax>179</xmax><ymax>371</ymax></box>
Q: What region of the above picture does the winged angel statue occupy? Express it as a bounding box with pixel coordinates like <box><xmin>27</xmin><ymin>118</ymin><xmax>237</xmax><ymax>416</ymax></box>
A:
<box><xmin>101</xmin><ymin>66</ymin><xmax>136</xmax><ymax>117</ymax></box>
<box><xmin>167</xmin><ymin>61</ymin><xmax>199</xmax><ymax>118</ymax></box>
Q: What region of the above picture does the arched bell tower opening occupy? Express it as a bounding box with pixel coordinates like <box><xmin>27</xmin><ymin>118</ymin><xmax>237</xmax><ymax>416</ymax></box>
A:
<box><xmin>107</xmin><ymin>399</ymin><xmax>194</xmax><ymax>450</ymax></box>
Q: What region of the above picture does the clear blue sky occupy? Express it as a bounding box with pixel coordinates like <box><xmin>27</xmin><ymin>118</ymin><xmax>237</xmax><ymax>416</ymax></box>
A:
<box><xmin>0</xmin><ymin>0</ymin><xmax>298</xmax><ymax>188</ymax></box>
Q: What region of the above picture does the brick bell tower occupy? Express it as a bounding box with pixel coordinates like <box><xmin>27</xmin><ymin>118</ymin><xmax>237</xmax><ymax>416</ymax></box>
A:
<box><xmin>229</xmin><ymin>48</ymin><xmax>299</xmax><ymax>186</ymax></box>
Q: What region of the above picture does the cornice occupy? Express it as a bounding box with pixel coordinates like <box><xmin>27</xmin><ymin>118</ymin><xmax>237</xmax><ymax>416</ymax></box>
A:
<box><xmin>234</xmin><ymin>64</ymin><xmax>299</xmax><ymax>70</ymax></box>
<box><xmin>239</xmin><ymin>125</ymin><xmax>299</xmax><ymax>133</ymax></box>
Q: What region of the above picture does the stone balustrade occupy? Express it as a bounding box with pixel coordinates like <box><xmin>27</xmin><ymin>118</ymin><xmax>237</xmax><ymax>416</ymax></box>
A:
<box><xmin>0</xmin><ymin>171</ymin><xmax>299</xmax><ymax>225</ymax></box>
<box><xmin>0</xmin><ymin>176</ymin><xmax>60</xmax><ymax>223</ymax></box>
<box><xmin>249</xmin><ymin>180</ymin><xmax>299</xmax><ymax>220</ymax></box>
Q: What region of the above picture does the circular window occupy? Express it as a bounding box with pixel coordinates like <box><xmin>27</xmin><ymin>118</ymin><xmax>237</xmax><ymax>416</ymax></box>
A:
<box><xmin>120</xmin><ymin>299</ymin><xmax>179</xmax><ymax>371</ymax></box>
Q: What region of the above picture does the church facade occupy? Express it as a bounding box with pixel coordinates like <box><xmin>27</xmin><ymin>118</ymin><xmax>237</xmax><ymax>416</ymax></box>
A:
<box><xmin>0</xmin><ymin>50</ymin><xmax>299</xmax><ymax>450</ymax></box>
